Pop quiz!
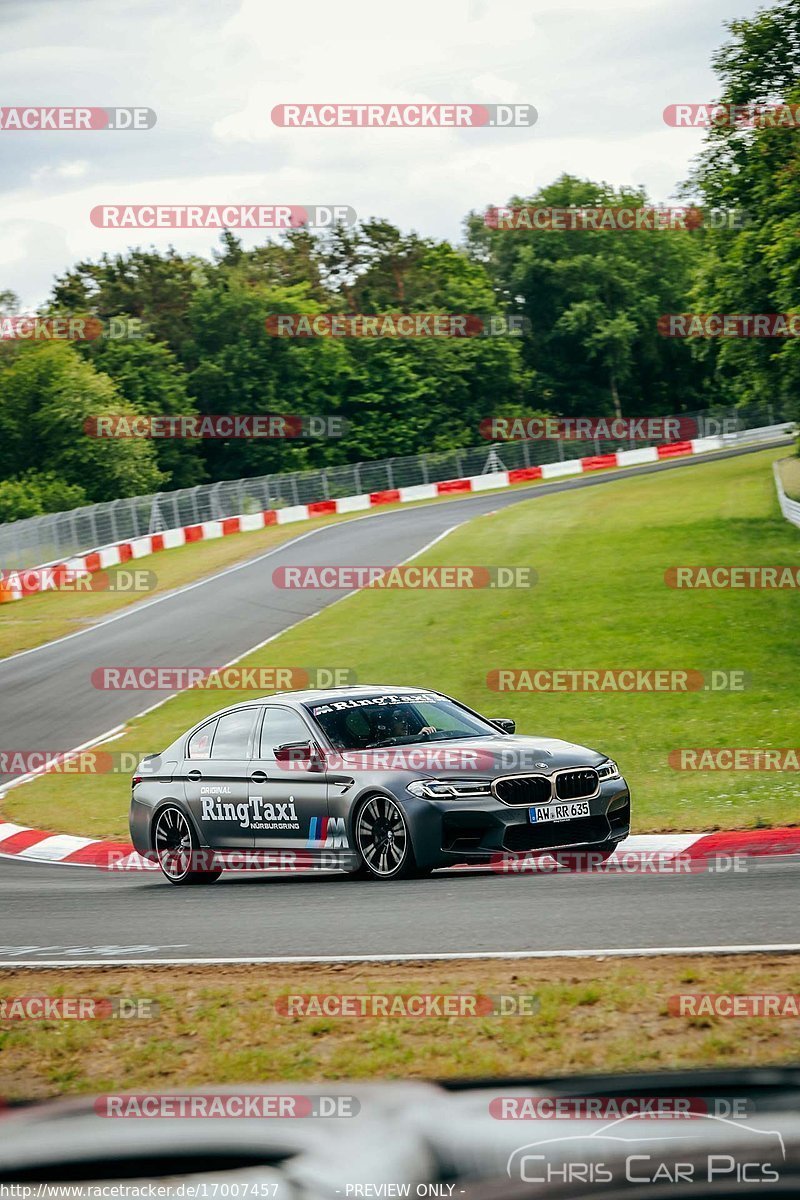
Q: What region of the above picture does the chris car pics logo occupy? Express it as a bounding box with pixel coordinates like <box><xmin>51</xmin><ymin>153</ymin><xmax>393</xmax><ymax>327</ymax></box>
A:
<box><xmin>506</xmin><ymin>1114</ymin><xmax>785</xmax><ymax>1186</ymax></box>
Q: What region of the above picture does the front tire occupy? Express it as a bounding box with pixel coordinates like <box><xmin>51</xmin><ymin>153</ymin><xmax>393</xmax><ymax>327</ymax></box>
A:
<box><xmin>153</xmin><ymin>805</ymin><xmax>222</xmax><ymax>885</ymax></box>
<box><xmin>353</xmin><ymin>794</ymin><xmax>425</xmax><ymax>881</ymax></box>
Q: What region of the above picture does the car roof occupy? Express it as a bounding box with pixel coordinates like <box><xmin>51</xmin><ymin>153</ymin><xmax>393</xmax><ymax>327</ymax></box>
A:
<box><xmin>226</xmin><ymin>685</ymin><xmax>445</xmax><ymax>709</ymax></box>
<box><xmin>184</xmin><ymin>687</ymin><xmax>447</xmax><ymax>731</ymax></box>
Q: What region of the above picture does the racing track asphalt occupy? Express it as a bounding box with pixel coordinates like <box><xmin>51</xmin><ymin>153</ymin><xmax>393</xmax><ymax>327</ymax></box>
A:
<box><xmin>0</xmin><ymin>853</ymin><xmax>798</xmax><ymax>964</ymax></box>
<box><xmin>1</xmin><ymin>438</ymin><xmax>797</xmax><ymax>966</ymax></box>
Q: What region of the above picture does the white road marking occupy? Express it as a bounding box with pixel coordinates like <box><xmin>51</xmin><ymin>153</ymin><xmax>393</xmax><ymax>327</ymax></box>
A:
<box><xmin>0</xmin><ymin>945</ymin><xmax>798</xmax><ymax>967</ymax></box>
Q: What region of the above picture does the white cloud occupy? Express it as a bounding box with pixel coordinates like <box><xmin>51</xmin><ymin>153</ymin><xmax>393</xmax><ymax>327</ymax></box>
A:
<box><xmin>0</xmin><ymin>0</ymin><xmax>765</xmax><ymax>308</ymax></box>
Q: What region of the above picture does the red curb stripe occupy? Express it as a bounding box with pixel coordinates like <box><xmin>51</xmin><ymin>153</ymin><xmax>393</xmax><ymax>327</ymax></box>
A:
<box><xmin>183</xmin><ymin>525</ymin><xmax>203</xmax><ymax>542</ymax></box>
<box><xmin>581</xmin><ymin>454</ymin><xmax>618</xmax><ymax>471</ymax></box>
<box><xmin>508</xmin><ymin>466</ymin><xmax>543</xmax><ymax>484</ymax></box>
<box><xmin>656</xmin><ymin>441</ymin><xmax>693</xmax><ymax>458</ymax></box>
<box><xmin>436</xmin><ymin>479</ymin><xmax>472</xmax><ymax>495</ymax></box>
<box><xmin>682</xmin><ymin>828</ymin><xmax>800</xmax><ymax>858</ymax></box>
<box><xmin>62</xmin><ymin>839</ymin><xmax>136</xmax><ymax>866</ymax></box>
<box><xmin>308</xmin><ymin>500</ymin><xmax>337</xmax><ymax>517</ymax></box>
<box><xmin>370</xmin><ymin>489</ymin><xmax>401</xmax><ymax>505</ymax></box>
<box><xmin>0</xmin><ymin>829</ymin><xmax>53</xmax><ymax>854</ymax></box>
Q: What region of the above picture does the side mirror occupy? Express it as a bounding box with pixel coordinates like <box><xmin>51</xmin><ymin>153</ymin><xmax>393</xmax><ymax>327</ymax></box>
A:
<box><xmin>491</xmin><ymin>718</ymin><xmax>516</xmax><ymax>734</ymax></box>
<box><xmin>274</xmin><ymin>741</ymin><xmax>325</xmax><ymax>771</ymax></box>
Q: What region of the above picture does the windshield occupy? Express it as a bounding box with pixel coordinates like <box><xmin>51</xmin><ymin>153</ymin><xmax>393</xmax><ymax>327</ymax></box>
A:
<box><xmin>305</xmin><ymin>692</ymin><xmax>500</xmax><ymax>750</ymax></box>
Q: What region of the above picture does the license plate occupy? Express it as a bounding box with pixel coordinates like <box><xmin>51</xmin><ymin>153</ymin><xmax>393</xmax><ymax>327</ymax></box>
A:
<box><xmin>529</xmin><ymin>801</ymin><xmax>590</xmax><ymax>823</ymax></box>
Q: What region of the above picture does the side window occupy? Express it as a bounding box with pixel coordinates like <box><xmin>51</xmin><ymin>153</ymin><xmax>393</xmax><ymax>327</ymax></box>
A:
<box><xmin>187</xmin><ymin>719</ymin><xmax>217</xmax><ymax>760</ymax></box>
<box><xmin>259</xmin><ymin>707</ymin><xmax>312</xmax><ymax>758</ymax></box>
<box><xmin>211</xmin><ymin>708</ymin><xmax>258</xmax><ymax>760</ymax></box>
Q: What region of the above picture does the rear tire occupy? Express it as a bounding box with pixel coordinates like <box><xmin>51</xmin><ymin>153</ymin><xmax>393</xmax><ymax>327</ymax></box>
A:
<box><xmin>153</xmin><ymin>805</ymin><xmax>222</xmax><ymax>886</ymax></box>
<box><xmin>353</xmin><ymin>795</ymin><xmax>426</xmax><ymax>881</ymax></box>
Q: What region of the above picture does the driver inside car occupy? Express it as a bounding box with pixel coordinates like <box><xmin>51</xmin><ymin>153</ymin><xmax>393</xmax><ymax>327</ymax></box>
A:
<box><xmin>388</xmin><ymin>706</ymin><xmax>436</xmax><ymax>740</ymax></box>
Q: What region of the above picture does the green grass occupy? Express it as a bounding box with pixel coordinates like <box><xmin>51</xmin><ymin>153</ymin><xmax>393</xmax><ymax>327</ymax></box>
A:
<box><xmin>0</xmin><ymin>956</ymin><xmax>797</xmax><ymax>1100</ymax></box>
<box><xmin>5</xmin><ymin>446</ymin><xmax>799</xmax><ymax>838</ymax></box>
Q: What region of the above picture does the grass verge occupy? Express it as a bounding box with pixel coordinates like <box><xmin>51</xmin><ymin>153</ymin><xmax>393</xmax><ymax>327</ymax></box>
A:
<box><xmin>5</xmin><ymin>446</ymin><xmax>799</xmax><ymax>838</ymax></box>
<box><xmin>0</xmin><ymin>955</ymin><xmax>797</xmax><ymax>1101</ymax></box>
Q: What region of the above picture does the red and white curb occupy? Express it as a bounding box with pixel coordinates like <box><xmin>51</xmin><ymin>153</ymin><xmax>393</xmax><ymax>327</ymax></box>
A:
<box><xmin>0</xmin><ymin>822</ymin><xmax>150</xmax><ymax>870</ymax></box>
<box><xmin>1</xmin><ymin>821</ymin><xmax>798</xmax><ymax>873</ymax></box>
<box><xmin>0</xmin><ymin>437</ymin><xmax>722</xmax><ymax>602</ymax></box>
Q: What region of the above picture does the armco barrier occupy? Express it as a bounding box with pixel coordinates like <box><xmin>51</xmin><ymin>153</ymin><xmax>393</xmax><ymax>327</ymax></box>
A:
<box><xmin>0</xmin><ymin>431</ymin><xmax>785</xmax><ymax>604</ymax></box>
<box><xmin>774</xmin><ymin>459</ymin><xmax>800</xmax><ymax>531</ymax></box>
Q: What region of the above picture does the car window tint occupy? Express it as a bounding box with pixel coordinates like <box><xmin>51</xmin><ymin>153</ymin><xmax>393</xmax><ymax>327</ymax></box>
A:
<box><xmin>210</xmin><ymin>708</ymin><xmax>258</xmax><ymax>759</ymax></box>
<box><xmin>187</xmin><ymin>719</ymin><xmax>217</xmax><ymax>760</ymax></box>
<box><xmin>260</xmin><ymin>707</ymin><xmax>311</xmax><ymax>758</ymax></box>
<box><xmin>416</xmin><ymin>702</ymin><xmax>463</xmax><ymax>732</ymax></box>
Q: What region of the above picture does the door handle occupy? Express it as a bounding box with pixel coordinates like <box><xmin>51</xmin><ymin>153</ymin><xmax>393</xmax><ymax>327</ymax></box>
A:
<box><xmin>250</xmin><ymin>770</ymin><xmax>268</xmax><ymax>783</ymax></box>
<box><xmin>187</xmin><ymin>770</ymin><xmax>202</xmax><ymax>782</ymax></box>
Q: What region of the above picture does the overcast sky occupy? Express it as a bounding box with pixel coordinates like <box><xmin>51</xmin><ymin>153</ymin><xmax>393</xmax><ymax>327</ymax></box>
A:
<box><xmin>1</xmin><ymin>0</ymin><xmax>764</xmax><ymax>309</ymax></box>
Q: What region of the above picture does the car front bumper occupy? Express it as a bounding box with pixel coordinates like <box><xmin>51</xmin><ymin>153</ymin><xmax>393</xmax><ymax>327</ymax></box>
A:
<box><xmin>405</xmin><ymin>779</ymin><xmax>631</xmax><ymax>868</ymax></box>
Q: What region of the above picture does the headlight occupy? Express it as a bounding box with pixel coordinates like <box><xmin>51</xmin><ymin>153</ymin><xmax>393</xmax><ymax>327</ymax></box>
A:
<box><xmin>407</xmin><ymin>779</ymin><xmax>492</xmax><ymax>799</ymax></box>
<box><xmin>596</xmin><ymin>759</ymin><xmax>621</xmax><ymax>781</ymax></box>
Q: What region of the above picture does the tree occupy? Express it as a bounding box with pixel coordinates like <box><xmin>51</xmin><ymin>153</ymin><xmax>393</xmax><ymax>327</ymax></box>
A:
<box><xmin>467</xmin><ymin>174</ymin><xmax>712</xmax><ymax>420</ymax></box>
<box><xmin>0</xmin><ymin>343</ymin><xmax>164</xmax><ymax>508</ymax></box>
<box><xmin>684</xmin><ymin>0</ymin><xmax>800</xmax><ymax>421</ymax></box>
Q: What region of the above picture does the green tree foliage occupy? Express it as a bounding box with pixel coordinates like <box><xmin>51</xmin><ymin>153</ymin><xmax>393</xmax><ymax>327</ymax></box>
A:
<box><xmin>0</xmin><ymin>343</ymin><xmax>164</xmax><ymax>509</ymax></box>
<box><xmin>685</xmin><ymin>0</ymin><xmax>800</xmax><ymax>419</ymax></box>
<box><xmin>466</xmin><ymin>174</ymin><xmax>713</xmax><ymax>419</ymax></box>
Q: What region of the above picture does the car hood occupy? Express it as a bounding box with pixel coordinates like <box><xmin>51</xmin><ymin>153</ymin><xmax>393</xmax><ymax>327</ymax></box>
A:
<box><xmin>335</xmin><ymin>734</ymin><xmax>609</xmax><ymax>779</ymax></box>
